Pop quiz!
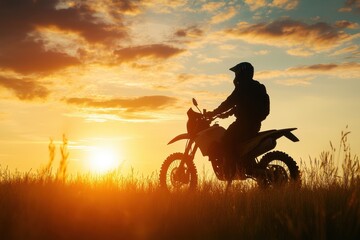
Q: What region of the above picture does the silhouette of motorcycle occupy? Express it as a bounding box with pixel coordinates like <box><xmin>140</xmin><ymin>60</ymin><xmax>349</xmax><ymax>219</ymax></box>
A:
<box><xmin>159</xmin><ymin>98</ymin><xmax>301</xmax><ymax>191</ymax></box>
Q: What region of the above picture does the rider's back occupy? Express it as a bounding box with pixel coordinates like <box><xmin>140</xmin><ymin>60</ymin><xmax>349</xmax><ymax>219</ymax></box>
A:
<box><xmin>233</xmin><ymin>80</ymin><xmax>270</xmax><ymax>124</ymax></box>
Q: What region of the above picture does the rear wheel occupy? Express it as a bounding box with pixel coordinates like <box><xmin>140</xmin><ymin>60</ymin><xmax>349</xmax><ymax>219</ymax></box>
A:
<box><xmin>258</xmin><ymin>151</ymin><xmax>301</xmax><ymax>188</ymax></box>
<box><xmin>159</xmin><ymin>152</ymin><xmax>198</xmax><ymax>192</ymax></box>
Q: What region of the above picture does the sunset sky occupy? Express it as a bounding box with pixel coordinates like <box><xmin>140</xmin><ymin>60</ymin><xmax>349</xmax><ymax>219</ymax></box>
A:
<box><xmin>0</xmin><ymin>0</ymin><xmax>359</xmax><ymax>175</ymax></box>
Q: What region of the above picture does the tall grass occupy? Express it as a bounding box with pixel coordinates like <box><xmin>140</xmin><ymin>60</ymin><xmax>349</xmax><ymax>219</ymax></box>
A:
<box><xmin>0</xmin><ymin>131</ymin><xmax>359</xmax><ymax>240</ymax></box>
<box><xmin>56</xmin><ymin>134</ymin><xmax>69</xmax><ymax>180</ymax></box>
<box><xmin>301</xmin><ymin>128</ymin><xmax>360</xmax><ymax>188</ymax></box>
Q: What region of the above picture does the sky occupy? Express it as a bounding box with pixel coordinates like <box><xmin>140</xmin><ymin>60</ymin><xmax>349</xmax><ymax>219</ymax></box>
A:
<box><xmin>0</xmin><ymin>0</ymin><xmax>359</xmax><ymax>176</ymax></box>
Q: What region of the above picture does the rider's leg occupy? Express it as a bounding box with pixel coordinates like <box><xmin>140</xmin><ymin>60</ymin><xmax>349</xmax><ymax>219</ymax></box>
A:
<box><xmin>223</xmin><ymin>121</ymin><xmax>262</xmax><ymax>177</ymax></box>
<box><xmin>222</xmin><ymin>120</ymin><xmax>263</xmax><ymax>179</ymax></box>
<box><xmin>222</xmin><ymin>122</ymin><xmax>240</xmax><ymax>180</ymax></box>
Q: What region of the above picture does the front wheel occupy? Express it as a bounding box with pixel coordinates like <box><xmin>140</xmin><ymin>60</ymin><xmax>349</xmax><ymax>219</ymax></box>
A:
<box><xmin>159</xmin><ymin>152</ymin><xmax>198</xmax><ymax>192</ymax></box>
<box><xmin>257</xmin><ymin>151</ymin><xmax>301</xmax><ymax>188</ymax></box>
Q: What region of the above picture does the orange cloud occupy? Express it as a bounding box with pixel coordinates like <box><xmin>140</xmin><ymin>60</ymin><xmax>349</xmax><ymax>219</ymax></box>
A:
<box><xmin>286</xmin><ymin>48</ymin><xmax>313</xmax><ymax>57</ymax></box>
<box><xmin>0</xmin><ymin>41</ymin><xmax>81</xmax><ymax>74</ymax></box>
<box><xmin>257</xmin><ymin>62</ymin><xmax>360</xmax><ymax>83</ymax></box>
<box><xmin>84</xmin><ymin>0</ymin><xmax>142</xmax><ymax>16</ymax></box>
<box><xmin>174</xmin><ymin>26</ymin><xmax>204</xmax><ymax>38</ymax></box>
<box><xmin>270</xmin><ymin>0</ymin><xmax>299</xmax><ymax>10</ymax></box>
<box><xmin>254</xmin><ymin>50</ymin><xmax>270</xmax><ymax>55</ymax></box>
<box><xmin>140</xmin><ymin>0</ymin><xmax>188</xmax><ymax>13</ymax></box>
<box><xmin>114</xmin><ymin>44</ymin><xmax>185</xmax><ymax>62</ymax></box>
<box><xmin>244</xmin><ymin>0</ymin><xmax>267</xmax><ymax>11</ymax></box>
<box><xmin>173</xmin><ymin>73</ymin><xmax>229</xmax><ymax>88</ymax></box>
<box><xmin>288</xmin><ymin>62</ymin><xmax>360</xmax><ymax>78</ymax></box>
<box><xmin>201</xmin><ymin>2</ymin><xmax>226</xmax><ymax>11</ymax></box>
<box><xmin>0</xmin><ymin>0</ymin><xmax>129</xmax><ymax>74</ymax></box>
<box><xmin>276</xmin><ymin>77</ymin><xmax>314</xmax><ymax>86</ymax></box>
<box><xmin>211</xmin><ymin>6</ymin><xmax>237</xmax><ymax>24</ymax></box>
<box><xmin>335</xmin><ymin>20</ymin><xmax>359</xmax><ymax>29</ymax></box>
<box><xmin>0</xmin><ymin>76</ymin><xmax>49</xmax><ymax>100</ymax></box>
<box><xmin>66</xmin><ymin>95</ymin><xmax>178</xmax><ymax>112</ymax></box>
<box><xmin>329</xmin><ymin>45</ymin><xmax>359</xmax><ymax>56</ymax></box>
<box><xmin>245</xmin><ymin>0</ymin><xmax>298</xmax><ymax>11</ymax></box>
<box><xmin>172</xmin><ymin>25</ymin><xmax>207</xmax><ymax>47</ymax></box>
<box><xmin>223</xmin><ymin>19</ymin><xmax>359</xmax><ymax>55</ymax></box>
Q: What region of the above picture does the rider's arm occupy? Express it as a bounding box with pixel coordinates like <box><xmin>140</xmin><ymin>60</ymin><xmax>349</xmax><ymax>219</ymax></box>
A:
<box><xmin>212</xmin><ymin>89</ymin><xmax>237</xmax><ymax>115</ymax></box>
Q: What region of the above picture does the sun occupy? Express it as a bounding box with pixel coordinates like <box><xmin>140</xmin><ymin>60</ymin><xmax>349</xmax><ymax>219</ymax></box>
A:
<box><xmin>89</xmin><ymin>147</ymin><xmax>120</xmax><ymax>174</ymax></box>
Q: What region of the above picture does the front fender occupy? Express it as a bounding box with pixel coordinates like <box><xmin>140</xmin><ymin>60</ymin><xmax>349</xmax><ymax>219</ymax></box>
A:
<box><xmin>168</xmin><ymin>133</ymin><xmax>190</xmax><ymax>145</ymax></box>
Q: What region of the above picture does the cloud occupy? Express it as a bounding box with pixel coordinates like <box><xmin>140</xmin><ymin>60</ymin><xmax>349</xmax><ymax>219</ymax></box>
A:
<box><xmin>83</xmin><ymin>0</ymin><xmax>142</xmax><ymax>16</ymax></box>
<box><xmin>245</xmin><ymin>0</ymin><xmax>299</xmax><ymax>11</ymax></box>
<box><xmin>0</xmin><ymin>41</ymin><xmax>81</xmax><ymax>74</ymax></box>
<box><xmin>201</xmin><ymin>2</ymin><xmax>226</xmax><ymax>12</ymax></box>
<box><xmin>329</xmin><ymin>45</ymin><xmax>359</xmax><ymax>56</ymax></box>
<box><xmin>174</xmin><ymin>73</ymin><xmax>229</xmax><ymax>86</ymax></box>
<box><xmin>211</xmin><ymin>6</ymin><xmax>237</xmax><ymax>24</ymax></box>
<box><xmin>270</xmin><ymin>0</ymin><xmax>299</xmax><ymax>10</ymax></box>
<box><xmin>338</xmin><ymin>0</ymin><xmax>360</xmax><ymax>13</ymax></box>
<box><xmin>0</xmin><ymin>76</ymin><xmax>50</xmax><ymax>100</ymax></box>
<box><xmin>218</xmin><ymin>44</ymin><xmax>236</xmax><ymax>50</ymax></box>
<box><xmin>287</xmin><ymin>62</ymin><xmax>360</xmax><ymax>78</ymax></box>
<box><xmin>0</xmin><ymin>0</ymin><xmax>129</xmax><ymax>74</ymax></box>
<box><xmin>335</xmin><ymin>20</ymin><xmax>359</xmax><ymax>29</ymax></box>
<box><xmin>140</xmin><ymin>0</ymin><xmax>188</xmax><ymax>13</ymax></box>
<box><xmin>286</xmin><ymin>48</ymin><xmax>313</xmax><ymax>57</ymax></box>
<box><xmin>172</xmin><ymin>25</ymin><xmax>207</xmax><ymax>47</ymax></box>
<box><xmin>114</xmin><ymin>44</ymin><xmax>186</xmax><ymax>62</ymax></box>
<box><xmin>244</xmin><ymin>0</ymin><xmax>267</xmax><ymax>11</ymax></box>
<box><xmin>65</xmin><ymin>95</ymin><xmax>178</xmax><ymax>112</ymax></box>
<box><xmin>257</xmin><ymin>62</ymin><xmax>360</xmax><ymax>83</ymax></box>
<box><xmin>254</xmin><ymin>50</ymin><xmax>270</xmax><ymax>55</ymax></box>
<box><xmin>275</xmin><ymin>77</ymin><xmax>314</xmax><ymax>86</ymax></box>
<box><xmin>223</xmin><ymin>18</ymin><xmax>360</xmax><ymax>55</ymax></box>
<box><xmin>65</xmin><ymin>95</ymin><xmax>181</xmax><ymax>121</ymax></box>
<box><xmin>199</xmin><ymin>57</ymin><xmax>222</xmax><ymax>63</ymax></box>
<box><xmin>68</xmin><ymin>111</ymin><xmax>163</xmax><ymax>122</ymax></box>
<box><xmin>174</xmin><ymin>26</ymin><xmax>204</xmax><ymax>38</ymax></box>
<box><xmin>149</xmin><ymin>73</ymin><xmax>229</xmax><ymax>96</ymax></box>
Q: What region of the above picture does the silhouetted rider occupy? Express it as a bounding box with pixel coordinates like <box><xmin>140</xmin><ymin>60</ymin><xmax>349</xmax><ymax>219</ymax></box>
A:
<box><xmin>206</xmin><ymin>62</ymin><xmax>270</xmax><ymax>180</ymax></box>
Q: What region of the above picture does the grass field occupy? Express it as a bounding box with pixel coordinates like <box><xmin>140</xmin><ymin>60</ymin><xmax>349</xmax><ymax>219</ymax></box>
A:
<box><xmin>0</xmin><ymin>132</ymin><xmax>359</xmax><ymax>240</ymax></box>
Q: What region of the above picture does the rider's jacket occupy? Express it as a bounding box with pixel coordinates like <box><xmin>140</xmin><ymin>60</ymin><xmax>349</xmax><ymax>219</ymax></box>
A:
<box><xmin>212</xmin><ymin>79</ymin><xmax>269</xmax><ymax>125</ymax></box>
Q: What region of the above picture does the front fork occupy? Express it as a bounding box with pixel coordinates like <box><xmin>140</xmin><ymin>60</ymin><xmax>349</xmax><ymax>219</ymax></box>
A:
<box><xmin>178</xmin><ymin>139</ymin><xmax>197</xmax><ymax>170</ymax></box>
<box><xmin>170</xmin><ymin>140</ymin><xmax>197</xmax><ymax>184</ymax></box>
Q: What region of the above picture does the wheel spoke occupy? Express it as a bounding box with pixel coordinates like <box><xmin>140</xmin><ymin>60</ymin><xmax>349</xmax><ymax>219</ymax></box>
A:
<box><xmin>268</xmin><ymin>160</ymin><xmax>291</xmax><ymax>178</ymax></box>
<box><xmin>258</xmin><ymin>151</ymin><xmax>301</xmax><ymax>188</ymax></box>
<box><xmin>159</xmin><ymin>153</ymin><xmax>198</xmax><ymax>192</ymax></box>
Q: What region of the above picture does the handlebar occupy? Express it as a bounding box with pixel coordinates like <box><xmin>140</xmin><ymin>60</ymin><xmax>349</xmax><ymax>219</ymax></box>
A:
<box><xmin>191</xmin><ymin>98</ymin><xmax>233</xmax><ymax>122</ymax></box>
<box><xmin>203</xmin><ymin>110</ymin><xmax>233</xmax><ymax>122</ymax></box>
<box><xmin>217</xmin><ymin>112</ymin><xmax>233</xmax><ymax>119</ymax></box>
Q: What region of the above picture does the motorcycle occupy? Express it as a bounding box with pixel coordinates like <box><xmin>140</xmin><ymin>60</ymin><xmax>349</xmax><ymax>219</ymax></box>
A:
<box><xmin>159</xmin><ymin>98</ymin><xmax>301</xmax><ymax>191</ymax></box>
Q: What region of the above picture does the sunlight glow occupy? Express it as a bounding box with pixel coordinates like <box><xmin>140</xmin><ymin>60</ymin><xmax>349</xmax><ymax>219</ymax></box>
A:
<box><xmin>89</xmin><ymin>147</ymin><xmax>120</xmax><ymax>174</ymax></box>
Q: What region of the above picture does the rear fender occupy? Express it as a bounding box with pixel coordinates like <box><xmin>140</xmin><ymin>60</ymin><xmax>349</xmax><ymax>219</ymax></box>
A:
<box><xmin>274</xmin><ymin>128</ymin><xmax>299</xmax><ymax>142</ymax></box>
<box><xmin>238</xmin><ymin>128</ymin><xmax>299</xmax><ymax>158</ymax></box>
<box><xmin>168</xmin><ymin>133</ymin><xmax>190</xmax><ymax>145</ymax></box>
<box><xmin>254</xmin><ymin>128</ymin><xmax>299</xmax><ymax>143</ymax></box>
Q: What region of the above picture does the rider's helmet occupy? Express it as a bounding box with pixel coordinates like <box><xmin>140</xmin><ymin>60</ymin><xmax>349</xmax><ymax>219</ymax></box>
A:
<box><xmin>230</xmin><ymin>62</ymin><xmax>254</xmax><ymax>80</ymax></box>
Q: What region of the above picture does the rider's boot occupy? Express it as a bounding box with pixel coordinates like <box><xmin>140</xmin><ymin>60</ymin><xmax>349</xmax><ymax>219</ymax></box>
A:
<box><xmin>244</xmin><ymin>158</ymin><xmax>266</xmax><ymax>179</ymax></box>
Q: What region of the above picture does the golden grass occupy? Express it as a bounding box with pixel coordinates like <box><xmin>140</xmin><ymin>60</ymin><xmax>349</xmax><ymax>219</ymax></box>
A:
<box><xmin>0</xmin><ymin>131</ymin><xmax>359</xmax><ymax>240</ymax></box>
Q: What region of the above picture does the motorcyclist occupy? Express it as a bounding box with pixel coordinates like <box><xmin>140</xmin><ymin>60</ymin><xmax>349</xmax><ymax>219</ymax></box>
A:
<box><xmin>205</xmin><ymin>62</ymin><xmax>270</xmax><ymax>180</ymax></box>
